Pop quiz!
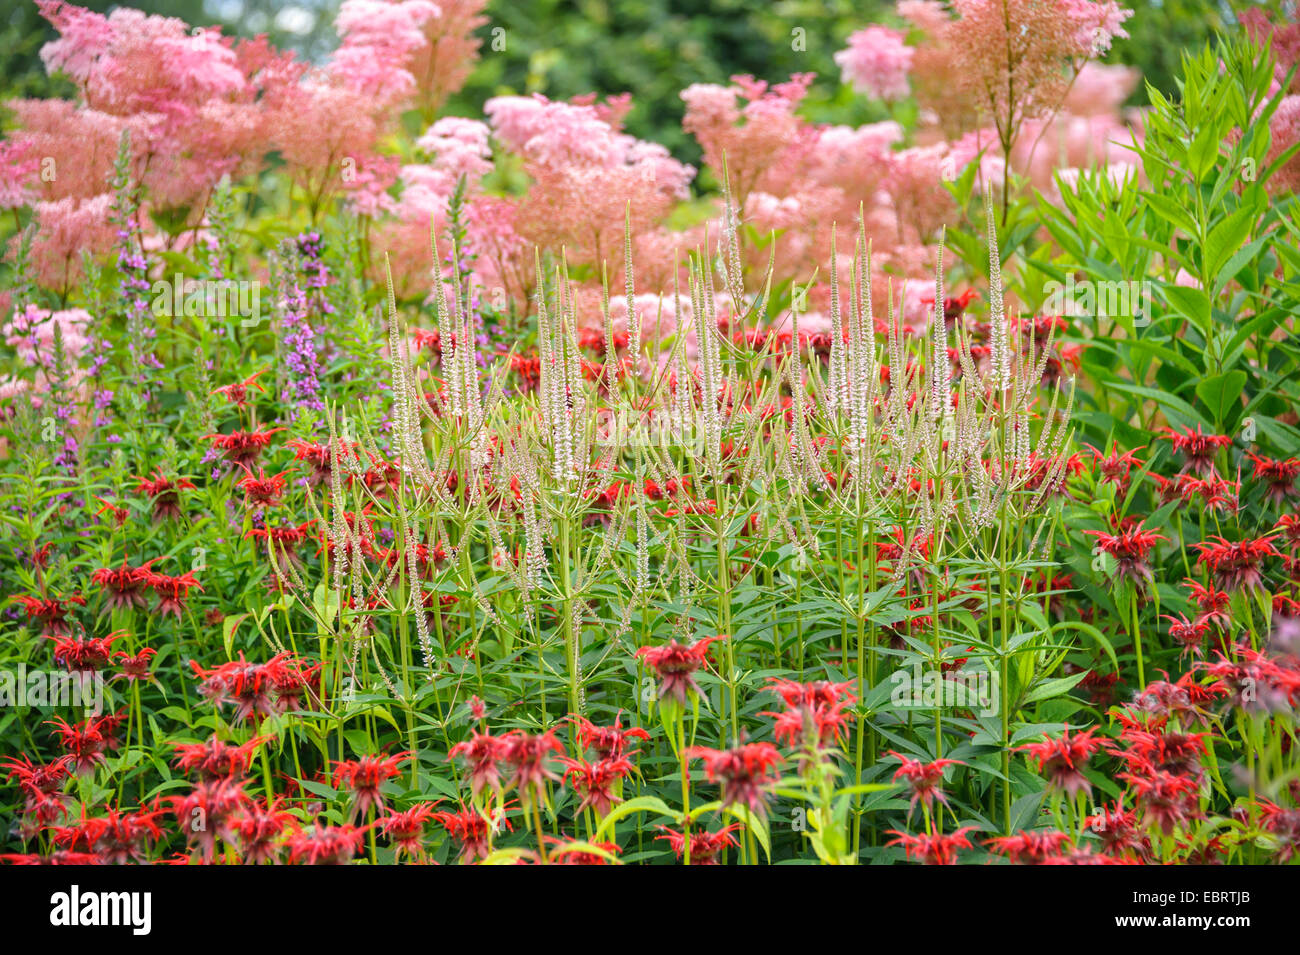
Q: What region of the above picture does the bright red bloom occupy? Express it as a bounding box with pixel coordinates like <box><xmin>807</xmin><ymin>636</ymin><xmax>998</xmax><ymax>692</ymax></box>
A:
<box><xmin>286</xmin><ymin>437</ymin><xmax>357</xmax><ymax>487</ymax></box>
<box><xmin>887</xmin><ymin>750</ymin><xmax>965</xmax><ymax>815</ymax></box>
<box><xmin>1247</xmin><ymin>451</ymin><xmax>1300</xmax><ymax>504</ymax></box>
<box><xmin>569</xmin><ymin>713</ymin><xmax>649</xmax><ymax>760</ymax></box>
<box><xmin>1179</xmin><ymin>472</ymin><xmax>1239</xmax><ymax>514</ymax></box>
<box><xmin>12</xmin><ymin>593</ymin><xmax>85</xmax><ymax>636</ymax></box>
<box><xmin>548</xmin><ymin>838</ymin><xmax>622</xmax><ymax>865</ymax></box>
<box><xmin>635</xmin><ymin>635</ymin><xmax>725</xmax><ymax>706</ymax></box>
<box><xmin>246</xmin><ymin>520</ymin><xmax>317</xmax><ymax>568</ymax></box>
<box><xmin>2</xmin><ymin>754</ymin><xmax>74</xmax><ymax>832</ymax></box>
<box><xmin>433</xmin><ymin>805</ymin><xmax>511</xmax><ymax>864</ymax></box>
<box><xmin>170</xmin><ymin>780</ymin><xmax>249</xmax><ymax>861</ymax></box>
<box><xmin>91</xmin><ymin>558</ymin><xmax>160</xmax><ymax>611</ymax></box>
<box><xmin>48</xmin><ymin>630</ymin><xmax>121</xmax><ymax>673</ymax></box>
<box><xmin>887</xmin><ymin>826</ymin><xmax>976</xmax><ymax>865</ymax></box>
<box><xmin>204</xmin><ymin>427</ymin><xmax>284</xmax><ymax>468</ymax></box>
<box><xmin>1275</xmin><ymin>513</ymin><xmax>1300</xmax><ymax>547</ymax></box>
<box><xmin>1258</xmin><ymin>800</ymin><xmax>1300</xmax><ymax>862</ymax></box>
<box><xmin>1162</xmin><ymin>613</ymin><xmax>1210</xmax><ymax>658</ymax></box>
<box><xmin>113</xmin><ymin>646</ymin><xmax>157</xmax><ymax>682</ymax></box>
<box><xmin>47</xmin><ymin>715</ymin><xmax>109</xmax><ymax>776</ymax></box>
<box><xmin>236</xmin><ymin>467</ymin><xmax>290</xmax><ymax>508</ymax></box>
<box><xmin>686</xmin><ymin>742</ymin><xmax>782</xmax><ymax>819</ymax></box>
<box><xmin>145</xmin><ymin>570</ymin><xmax>203</xmax><ymax>618</ymax></box>
<box><xmin>95</xmin><ymin>498</ymin><xmax>129</xmax><ymax>527</ymax></box>
<box><xmin>985</xmin><ymin>829</ymin><xmax>1071</xmax><ymax>863</ymax></box>
<box><xmin>1120</xmin><ymin>767</ymin><xmax>1201</xmax><ymax>836</ymax></box>
<box><xmin>1085</xmin><ymin>443</ymin><xmax>1145</xmax><ymax>489</ymax></box>
<box><xmin>134</xmin><ymin>470</ymin><xmax>195</xmax><ymax>522</ymax></box>
<box><xmin>286</xmin><ymin>822</ymin><xmax>367</xmax><ymax>865</ymax></box>
<box><xmin>172</xmin><ymin>735</ymin><xmax>268</xmax><ymax>781</ymax></box>
<box><xmin>1017</xmin><ymin>728</ymin><xmax>1102</xmax><ymax>798</ymax></box>
<box><xmin>231</xmin><ymin>798</ymin><xmax>295</xmax><ymax>864</ymax></box>
<box><xmin>189</xmin><ymin>652</ymin><xmax>295</xmax><ymax>723</ymax></box>
<box><xmin>448</xmin><ymin>731</ymin><xmax>510</xmax><ymax>798</ymax></box>
<box><xmin>1083</xmin><ymin>522</ymin><xmax>1167</xmax><ymax>589</ymax></box>
<box><xmin>562</xmin><ymin>756</ymin><xmax>635</xmax><ymax>816</ymax></box>
<box><xmin>1111</xmin><ymin>727</ymin><xmax>1210</xmax><ymax>778</ymax></box>
<box><xmin>52</xmin><ymin>806</ymin><xmax>165</xmax><ymax>864</ymax></box>
<box><xmin>1183</xmin><ymin>579</ymin><xmax>1231</xmax><ymax>629</ymax></box>
<box><xmin>501</xmin><ymin>729</ymin><xmax>565</xmax><ymax>806</ymax></box>
<box><xmin>379</xmin><ymin>803</ymin><xmax>438</xmax><ymax>860</ymax></box>
<box><xmin>212</xmin><ymin>370</ymin><xmax>268</xmax><ymax>408</ymax></box>
<box><xmin>1162</xmin><ymin>425</ymin><xmax>1231</xmax><ymax>475</ymax></box>
<box><xmin>1085</xmin><ymin>800</ymin><xmax>1150</xmax><ymax>861</ymax></box>
<box><xmin>334</xmin><ymin>752</ymin><xmax>412</xmax><ymax>818</ymax></box>
<box><xmin>1193</xmin><ymin>536</ymin><xmax>1278</xmax><ymax>591</ymax></box>
<box><xmin>656</xmin><ymin>823</ymin><xmax>742</xmax><ymax>865</ymax></box>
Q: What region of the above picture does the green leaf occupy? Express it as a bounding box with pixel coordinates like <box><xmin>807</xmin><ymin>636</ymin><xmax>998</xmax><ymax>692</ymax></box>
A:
<box><xmin>593</xmin><ymin>796</ymin><xmax>677</xmax><ymax>842</ymax></box>
<box><xmin>1195</xmin><ymin>370</ymin><xmax>1247</xmax><ymax>428</ymax></box>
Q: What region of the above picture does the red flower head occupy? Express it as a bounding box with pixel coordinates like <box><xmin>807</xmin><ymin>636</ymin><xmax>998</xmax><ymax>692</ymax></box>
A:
<box><xmin>1275</xmin><ymin>513</ymin><xmax>1300</xmax><ymax>547</ymax></box>
<box><xmin>286</xmin><ymin>437</ymin><xmax>357</xmax><ymax>487</ymax></box>
<box><xmin>212</xmin><ymin>370</ymin><xmax>268</xmax><ymax>408</ymax></box>
<box><xmin>569</xmin><ymin>713</ymin><xmax>649</xmax><ymax>761</ymax></box>
<box><xmin>449</xmin><ymin>731</ymin><xmax>510</xmax><ymax>799</ymax></box>
<box><xmin>433</xmin><ymin>805</ymin><xmax>512</xmax><ymax>864</ymax></box>
<box><xmin>1193</xmin><ymin>536</ymin><xmax>1278</xmax><ymax>592</ymax></box>
<box><xmin>333</xmin><ymin>752</ymin><xmax>412</xmax><ymax>818</ymax></box>
<box><xmin>134</xmin><ymin>470</ymin><xmax>195</xmax><ymax>522</ymax></box>
<box><xmin>887</xmin><ymin>750</ymin><xmax>965</xmax><ymax>816</ymax></box>
<box><xmin>3</xmin><ymin>754</ymin><xmax>75</xmax><ymax>833</ymax></box>
<box><xmin>172</xmin><ymin>735</ymin><xmax>269</xmax><ymax>781</ymax></box>
<box><xmin>91</xmin><ymin>558</ymin><xmax>160</xmax><ymax>611</ymax></box>
<box><xmin>656</xmin><ymin>823</ymin><xmax>742</xmax><ymax>865</ymax></box>
<box><xmin>887</xmin><ymin>826</ymin><xmax>977</xmax><ymax>865</ymax></box>
<box><xmin>49</xmin><ymin>630</ymin><xmax>122</xmax><ymax>673</ymax></box>
<box><xmin>762</xmin><ymin>678</ymin><xmax>857</xmax><ymax>752</ymax></box>
<box><xmin>1183</xmin><ymin>579</ymin><xmax>1231</xmax><ymax>630</ymax></box>
<box><xmin>169</xmin><ymin>780</ymin><xmax>250</xmax><ymax>861</ymax></box>
<box><xmin>113</xmin><ymin>647</ymin><xmax>157</xmax><ymax>682</ymax></box>
<box><xmin>635</xmin><ymin>635</ymin><xmax>725</xmax><ymax>707</ymax></box>
<box><xmin>12</xmin><ymin>593</ymin><xmax>86</xmax><ymax>637</ymax></box>
<box><xmin>1083</xmin><ymin>522</ymin><xmax>1167</xmax><ymax>590</ymax></box>
<box><xmin>1017</xmin><ymin>728</ymin><xmax>1102</xmax><ymax>798</ymax></box>
<box><xmin>231</xmin><ymin>798</ymin><xmax>295</xmax><ymax>864</ymax></box>
<box><xmin>1162</xmin><ymin>424</ymin><xmax>1231</xmax><ymax>475</ymax></box>
<box><xmin>204</xmin><ymin>427</ymin><xmax>284</xmax><ymax>468</ymax></box>
<box><xmin>95</xmin><ymin>498</ymin><xmax>130</xmax><ymax>527</ymax></box>
<box><xmin>236</xmin><ymin>466</ymin><xmax>290</xmax><ymax>508</ymax></box>
<box><xmin>501</xmin><ymin>729</ymin><xmax>565</xmax><ymax>806</ymax></box>
<box><xmin>1247</xmin><ymin>452</ymin><xmax>1300</xmax><ymax>505</ymax></box>
<box><xmin>1120</xmin><ymin>767</ymin><xmax>1201</xmax><ymax>836</ymax></box>
<box><xmin>47</xmin><ymin>716</ymin><xmax>109</xmax><ymax>776</ymax></box>
<box><xmin>686</xmin><ymin>742</ymin><xmax>782</xmax><ymax>819</ymax></box>
<box><xmin>1258</xmin><ymin>800</ymin><xmax>1300</xmax><ymax>862</ymax></box>
<box><xmin>145</xmin><ymin>570</ymin><xmax>203</xmax><ymax>618</ymax></box>
<box><xmin>286</xmin><ymin>822</ymin><xmax>368</xmax><ymax>865</ymax></box>
<box><xmin>189</xmin><ymin>652</ymin><xmax>294</xmax><ymax>724</ymax></box>
<box><xmin>1085</xmin><ymin>800</ymin><xmax>1150</xmax><ymax>861</ymax></box>
<box><xmin>985</xmin><ymin>829</ymin><xmax>1072</xmax><ymax>864</ymax></box>
<box><xmin>1162</xmin><ymin>613</ymin><xmax>1210</xmax><ymax>659</ymax></box>
<box><xmin>1085</xmin><ymin>443</ymin><xmax>1145</xmax><ymax>491</ymax></box>
<box><xmin>379</xmin><ymin>803</ymin><xmax>438</xmax><ymax>861</ymax></box>
<box><xmin>562</xmin><ymin>756</ymin><xmax>635</xmax><ymax>816</ymax></box>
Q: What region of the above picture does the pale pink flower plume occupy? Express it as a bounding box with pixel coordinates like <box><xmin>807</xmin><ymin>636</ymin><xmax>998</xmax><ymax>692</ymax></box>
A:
<box><xmin>835</xmin><ymin>26</ymin><xmax>914</xmax><ymax>102</ymax></box>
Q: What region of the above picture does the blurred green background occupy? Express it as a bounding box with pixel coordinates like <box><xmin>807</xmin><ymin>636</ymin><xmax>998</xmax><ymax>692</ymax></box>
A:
<box><xmin>1</xmin><ymin>0</ymin><xmax>1247</xmax><ymax>164</ymax></box>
